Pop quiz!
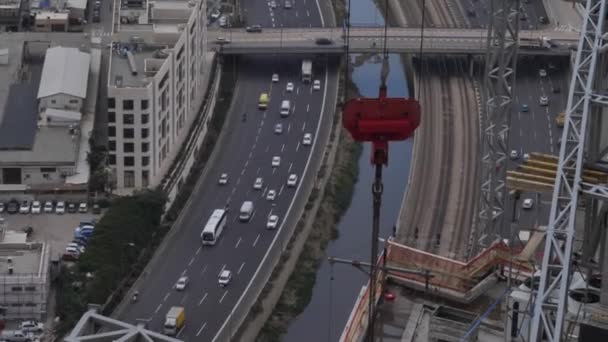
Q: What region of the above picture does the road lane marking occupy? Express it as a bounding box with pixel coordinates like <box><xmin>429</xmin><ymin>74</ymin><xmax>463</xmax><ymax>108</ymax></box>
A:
<box><xmin>258</xmin><ymin>127</ymin><xmax>262</xmax><ymax>134</ymax></box>
<box><xmin>180</xmin><ymin>293</ymin><xmax>189</xmax><ymax>304</ymax></box>
<box><xmin>242</xmin><ymin>166</ymin><xmax>247</xmax><ymax>175</ymax></box>
<box><xmin>238</xmin><ymin>262</ymin><xmax>245</xmax><ymax>275</ymax></box>
<box><xmin>266</xmin><ymin>146</ymin><xmax>270</xmax><ymax>152</ymax></box>
<box><xmin>154</xmin><ymin>303</ymin><xmax>162</xmax><ymax>314</ymax></box>
<box><xmin>163</xmin><ymin>292</ymin><xmax>170</xmax><ymax>302</ymax></box>
<box><xmin>196</xmin><ymin>246</ymin><xmax>201</xmax><ymax>255</ymax></box>
<box><xmin>272</xmin><ymin>168</ymin><xmax>276</xmax><ymax>175</ymax></box>
<box><xmin>201</xmin><ymin>265</ymin><xmax>207</xmax><ymax>275</ymax></box>
<box><xmin>306</xmin><ymin>104</ymin><xmax>310</xmax><ymax>112</ymax></box>
<box><xmin>181</xmin><ymin>269</ymin><xmax>187</xmax><ymax>276</ymax></box>
<box><xmin>219</xmin><ymin>264</ymin><xmax>226</xmax><ymax>277</ymax></box>
<box><xmin>281</xmin><ymin>144</ymin><xmax>285</xmax><ymax>152</ymax></box>
<box><xmin>296</xmin><ymin>142</ymin><xmax>300</xmax><ymax>152</ymax></box>
<box><xmin>196</xmin><ymin>322</ymin><xmax>207</xmax><ymax>336</ymax></box>
<box><xmin>253</xmin><ymin>234</ymin><xmax>260</xmax><ymax>247</ymax></box>
<box><xmin>199</xmin><ymin>292</ymin><xmax>208</xmax><ymax>306</ymax></box>
<box><xmin>288</xmin><ymin>123</ymin><xmax>291</xmax><ymax>133</ymax></box>
<box><xmin>256</xmin><ymin>167</ymin><xmax>260</xmax><ymax>174</ymax></box>
<box><xmin>279</xmin><ymin>185</ymin><xmax>285</xmax><ymax>196</ymax></box>
<box><xmin>302</xmin><ymin>122</ymin><xmax>306</xmax><ymax>131</ymax></box>
<box><xmin>297</xmin><ymin>87</ymin><xmax>299</xmax><ymax>95</ymax></box>
<box><xmin>288</xmin><ymin>162</ymin><xmax>293</xmax><ymax>172</ymax></box>
<box><xmin>219</xmin><ymin>291</ymin><xmax>228</xmax><ymax>303</ymax></box>
<box><xmin>188</xmin><ymin>256</ymin><xmax>195</xmax><ymax>266</ymax></box>
<box><xmin>307</xmin><ymin>10</ymin><xmax>310</xmax><ymax>16</ymax></box>
<box><xmin>236</xmin><ymin>178</ymin><xmax>241</xmax><ymax>186</ymax></box>
<box><xmin>235</xmin><ymin>237</ymin><xmax>242</xmax><ymax>248</ymax></box>
<box><xmin>292</xmin><ymin>104</ymin><xmax>296</xmax><ymax>114</ymax></box>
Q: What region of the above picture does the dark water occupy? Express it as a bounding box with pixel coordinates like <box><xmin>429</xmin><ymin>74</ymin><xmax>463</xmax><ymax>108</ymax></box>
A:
<box><xmin>282</xmin><ymin>2</ymin><xmax>414</xmax><ymax>341</ymax></box>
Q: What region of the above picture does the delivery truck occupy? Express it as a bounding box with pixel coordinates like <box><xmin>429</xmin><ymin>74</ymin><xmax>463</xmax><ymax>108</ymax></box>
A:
<box><xmin>163</xmin><ymin>306</ymin><xmax>185</xmax><ymax>336</ymax></box>
<box><xmin>301</xmin><ymin>59</ymin><xmax>312</xmax><ymax>83</ymax></box>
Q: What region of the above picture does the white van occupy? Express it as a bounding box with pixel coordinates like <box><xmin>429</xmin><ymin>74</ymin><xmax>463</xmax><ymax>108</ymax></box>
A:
<box><xmin>280</xmin><ymin>100</ymin><xmax>290</xmax><ymax>117</ymax></box>
<box><xmin>239</xmin><ymin>201</ymin><xmax>254</xmax><ymax>222</ymax></box>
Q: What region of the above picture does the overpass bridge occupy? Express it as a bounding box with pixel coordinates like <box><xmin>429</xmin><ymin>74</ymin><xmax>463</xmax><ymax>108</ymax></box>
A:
<box><xmin>199</xmin><ymin>27</ymin><xmax>580</xmax><ymax>55</ymax></box>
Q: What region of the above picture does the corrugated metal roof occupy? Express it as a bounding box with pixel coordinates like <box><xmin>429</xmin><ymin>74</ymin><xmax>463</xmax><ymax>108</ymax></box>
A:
<box><xmin>37</xmin><ymin>47</ymin><xmax>90</xmax><ymax>99</ymax></box>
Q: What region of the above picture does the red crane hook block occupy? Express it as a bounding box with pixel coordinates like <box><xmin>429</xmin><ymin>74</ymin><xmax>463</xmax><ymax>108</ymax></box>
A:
<box><xmin>342</xmin><ymin>86</ymin><xmax>421</xmax><ymax>165</ymax></box>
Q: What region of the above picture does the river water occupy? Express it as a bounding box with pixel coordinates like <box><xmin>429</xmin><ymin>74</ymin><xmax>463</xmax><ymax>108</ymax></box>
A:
<box><xmin>282</xmin><ymin>1</ymin><xmax>414</xmax><ymax>341</ymax></box>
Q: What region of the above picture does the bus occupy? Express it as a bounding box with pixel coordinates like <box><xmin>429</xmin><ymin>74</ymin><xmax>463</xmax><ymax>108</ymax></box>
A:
<box><xmin>201</xmin><ymin>209</ymin><xmax>227</xmax><ymax>245</ymax></box>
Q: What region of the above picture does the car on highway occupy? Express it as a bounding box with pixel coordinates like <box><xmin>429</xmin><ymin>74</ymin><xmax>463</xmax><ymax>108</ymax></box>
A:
<box><xmin>56</xmin><ymin>201</ymin><xmax>66</xmax><ymax>214</ymax></box>
<box><xmin>269</xmin><ymin>0</ymin><xmax>277</xmax><ymax>9</ymax></box>
<box><xmin>219</xmin><ymin>15</ymin><xmax>227</xmax><ymax>27</ymax></box>
<box><xmin>210</xmin><ymin>10</ymin><xmax>221</xmax><ymax>20</ymax></box>
<box><xmin>254</xmin><ymin>177</ymin><xmax>264</xmax><ymax>190</ymax></box>
<box><xmin>43</xmin><ymin>201</ymin><xmax>54</xmax><ymax>213</ymax></box>
<box><xmin>284</xmin><ymin>0</ymin><xmax>292</xmax><ymax>9</ymax></box>
<box><xmin>272</xmin><ymin>73</ymin><xmax>279</xmax><ymax>82</ymax></box>
<box><xmin>218</xmin><ymin>270</ymin><xmax>232</xmax><ymax>287</ymax></box>
<box><xmin>287</xmin><ymin>174</ymin><xmax>298</xmax><ymax>187</ymax></box>
<box><xmin>267</xmin><ymin>215</ymin><xmax>279</xmax><ymax>229</ymax></box>
<box><xmin>272</xmin><ymin>156</ymin><xmax>281</xmax><ymax>167</ymax></box>
<box><xmin>303</xmin><ymin>133</ymin><xmax>312</xmax><ymax>146</ymax></box>
<box><xmin>31</xmin><ymin>201</ymin><xmax>42</xmax><ymax>214</ymax></box>
<box><xmin>79</xmin><ymin>202</ymin><xmax>88</xmax><ymax>213</ymax></box>
<box><xmin>539</xmin><ymin>69</ymin><xmax>547</xmax><ymax>77</ymax></box>
<box><xmin>246</xmin><ymin>25</ymin><xmax>262</xmax><ymax>33</ymax></box>
<box><xmin>274</xmin><ymin>123</ymin><xmax>283</xmax><ymax>134</ymax></box>
<box><xmin>175</xmin><ymin>276</ymin><xmax>189</xmax><ymax>291</ymax></box>
<box><xmin>266</xmin><ymin>189</ymin><xmax>277</xmax><ymax>201</ymax></box>
<box><xmin>218</xmin><ymin>173</ymin><xmax>229</xmax><ymax>185</ymax></box>
<box><xmin>522</xmin><ymin>198</ymin><xmax>534</xmax><ymax>210</ymax></box>
<box><xmin>523</xmin><ymin>153</ymin><xmax>530</xmax><ymax>161</ymax></box>
<box><xmin>19</xmin><ymin>200</ymin><xmax>30</xmax><ymax>214</ymax></box>
<box><xmin>313</xmin><ymin>79</ymin><xmax>321</xmax><ymax>91</ymax></box>
<box><xmin>315</xmin><ymin>37</ymin><xmax>333</xmax><ymax>45</ymax></box>
<box><xmin>286</xmin><ymin>82</ymin><xmax>294</xmax><ymax>92</ymax></box>
<box><xmin>539</xmin><ymin>95</ymin><xmax>549</xmax><ymax>106</ymax></box>
<box><xmin>510</xmin><ymin>150</ymin><xmax>519</xmax><ymax>160</ymax></box>
<box><xmin>520</xmin><ymin>104</ymin><xmax>529</xmax><ymax>112</ymax></box>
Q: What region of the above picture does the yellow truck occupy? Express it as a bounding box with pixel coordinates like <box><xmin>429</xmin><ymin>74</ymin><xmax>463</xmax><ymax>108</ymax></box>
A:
<box><xmin>258</xmin><ymin>93</ymin><xmax>269</xmax><ymax>110</ymax></box>
<box><xmin>555</xmin><ymin>112</ymin><xmax>565</xmax><ymax>128</ymax></box>
<box><xmin>163</xmin><ymin>306</ymin><xmax>185</xmax><ymax>336</ymax></box>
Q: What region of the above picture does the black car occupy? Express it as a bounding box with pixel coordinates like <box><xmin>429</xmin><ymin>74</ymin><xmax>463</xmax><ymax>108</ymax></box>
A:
<box><xmin>246</xmin><ymin>25</ymin><xmax>262</xmax><ymax>33</ymax></box>
<box><xmin>67</xmin><ymin>202</ymin><xmax>77</xmax><ymax>213</ymax></box>
<box><xmin>315</xmin><ymin>37</ymin><xmax>333</xmax><ymax>45</ymax></box>
<box><xmin>7</xmin><ymin>200</ymin><xmax>19</xmax><ymax>214</ymax></box>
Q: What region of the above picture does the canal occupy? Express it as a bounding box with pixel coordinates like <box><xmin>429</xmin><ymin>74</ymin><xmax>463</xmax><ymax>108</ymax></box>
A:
<box><xmin>282</xmin><ymin>1</ymin><xmax>414</xmax><ymax>341</ymax></box>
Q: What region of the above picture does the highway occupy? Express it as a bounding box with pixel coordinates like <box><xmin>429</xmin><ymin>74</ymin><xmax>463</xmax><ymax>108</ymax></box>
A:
<box><xmin>116</xmin><ymin>0</ymin><xmax>336</xmax><ymax>341</ymax></box>
<box><xmin>462</xmin><ymin>0</ymin><xmax>550</xmax><ymax>29</ymax></box>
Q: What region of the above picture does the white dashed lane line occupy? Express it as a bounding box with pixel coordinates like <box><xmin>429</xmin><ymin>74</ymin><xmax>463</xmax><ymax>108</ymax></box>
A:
<box><xmin>198</xmin><ymin>293</ymin><xmax>208</xmax><ymax>306</ymax></box>
<box><xmin>235</xmin><ymin>237</ymin><xmax>242</xmax><ymax>249</ymax></box>
<box><xmin>196</xmin><ymin>322</ymin><xmax>207</xmax><ymax>336</ymax></box>
<box><xmin>238</xmin><ymin>262</ymin><xmax>245</xmax><ymax>275</ymax></box>
<box><xmin>219</xmin><ymin>291</ymin><xmax>228</xmax><ymax>304</ymax></box>
<box><xmin>253</xmin><ymin>234</ymin><xmax>260</xmax><ymax>247</ymax></box>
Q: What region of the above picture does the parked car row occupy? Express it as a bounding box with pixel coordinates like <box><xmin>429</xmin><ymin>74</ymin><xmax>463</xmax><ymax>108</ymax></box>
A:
<box><xmin>0</xmin><ymin>200</ymin><xmax>101</xmax><ymax>215</ymax></box>
<box><xmin>63</xmin><ymin>221</ymin><xmax>95</xmax><ymax>261</ymax></box>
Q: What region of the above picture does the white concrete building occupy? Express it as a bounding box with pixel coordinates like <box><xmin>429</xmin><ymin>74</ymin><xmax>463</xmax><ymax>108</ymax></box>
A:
<box><xmin>37</xmin><ymin>46</ymin><xmax>90</xmax><ymax>113</ymax></box>
<box><xmin>107</xmin><ymin>0</ymin><xmax>208</xmax><ymax>191</ymax></box>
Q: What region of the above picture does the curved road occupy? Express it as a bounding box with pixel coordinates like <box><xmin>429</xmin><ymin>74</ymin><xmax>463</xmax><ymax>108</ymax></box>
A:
<box><xmin>117</xmin><ymin>1</ymin><xmax>334</xmax><ymax>341</ymax></box>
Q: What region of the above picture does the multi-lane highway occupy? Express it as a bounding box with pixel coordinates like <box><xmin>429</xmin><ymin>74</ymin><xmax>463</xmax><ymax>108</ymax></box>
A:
<box><xmin>116</xmin><ymin>0</ymin><xmax>336</xmax><ymax>340</ymax></box>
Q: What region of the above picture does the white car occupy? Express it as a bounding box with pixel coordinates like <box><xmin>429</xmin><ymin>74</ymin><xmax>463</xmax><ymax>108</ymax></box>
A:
<box><xmin>20</xmin><ymin>320</ymin><xmax>44</xmax><ymax>333</ymax></box>
<box><xmin>79</xmin><ymin>202</ymin><xmax>88</xmax><ymax>213</ymax></box>
<box><xmin>313</xmin><ymin>80</ymin><xmax>321</xmax><ymax>91</ymax></box>
<box><xmin>67</xmin><ymin>243</ymin><xmax>85</xmax><ymax>254</ymax></box>
<box><xmin>287</xmin><ymin>174</ymin><xmax>298</xmax><ymax>187</ymax></box>
<box><xmin>218</xmin><ymin>173</ymin><xmax>229</xmax><ymax>185</ymax></box>
<box><xmin>253</xmin><ymin>177</ymin><xmax>264</xmax><ymax>190</ymax></box>
<box><xmin>210</xmin><ymin>10</ymin><xmax>221</xmax><ymax>20</ymax></box>
<box><xmin>267</xmin><ymin>215</ymin><xmax>279</xmax><ymax>229</ymax></box>
<box><xmin>286</xmin><ymin>82</ymin><xmax>294</xmax><ymax>92</ymax></box>
<box><xmin>31</xmin><ymin>201</ymin><xmax>42</xmax><ymax>214</ymax></box>
<box><xmin>266</xmin><ymin>189</ymin><xmax>277</xmax><ymax>201</ymax></box>
<box><xmin>274</xmin><ymin>123</ymin><xmax>283</xmax><ymax>134</ymax></box>
<box><xmin>510</xmin><ymin>150</ymin><xmax>519</xmax><ymax>160</ymax></box>
<box><xmin>272</xmin><ymin>156</ymin><xmax>281</xmax><ymax>167</ymax></box>
<box><xmin>175</xmin><ymin>276</ymin><xmax>189</xmax><ymax>291</ymax></box>
<box><xmin>284</xmin><ymin>0</ymin><xmax>292</xmax><ymax>9</ymax></box>
<box><xmin>219</xmin><ymin>15</ymin><xmax>227</xmax><ymax>27</ymax></box>
<box><xmin>303</xmin><ymin>133</ymin><xmax>312</xmax><ymax>146</ymax></box>
<box><xmin>539</xmin><ymin>69</ymin><xmax>547</xmax><ymax>77</ymax></box>
<box><xmin>56</xmin><ymin>201</ymin><xmax>66</xmax><ymax>214</ymax></box>
<box><xmin>65</xmin><ymin>246</ymin><xmax>81</xmax><ymax>256</ymax></box>
<box><xmin>272</xmin><ymin>73</ymin><xmax>279</xmax><ymax>82</ymax></box>
<box><xmin>539</xmin><ymin>95</ymin><xmax>549</xmax><ymax>106</ymax></box>
<box><xmin>219</xmin><ymin>269</ymin><xmax>232</xmax><ymax>287</ymax></box>
<box><xmin>19</xmin><ymin>201</ymin><xmax>30</xmax><ymax>214</ymax></box>
<box><xmin>269</xmin><ymin>0</ymin><xmax>277</xmax><ymax>8</ymax></box>
<box><xmin>43</xmin><ymin>201</ymin><xmax>54</xmax><ymax>213</ymax></box>
<box><xmin>523</xmin><ymin>153</ymin><xmax>530</xmax><ymax>161</ymax></box>
<box><xmin>522</xmin><ymin>198</ymin><xmax>534</xmax><ymax>209</ymax></box>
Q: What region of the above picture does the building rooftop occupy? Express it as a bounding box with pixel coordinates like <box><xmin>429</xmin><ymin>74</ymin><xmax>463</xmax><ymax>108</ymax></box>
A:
<box><xmin>0</xmin><ymin>79</ymin><xmax>40</xmax><ymax>150</ymax></box>
<box><xmin>0</xmin><ymin>38</ymin><xmax>25</xmax><ymax>127</ymax></box>
<box><xmin>66</xmin><ymin>0</ymin><xmax>87</xmax><ymax>9</ymax></box>
<box><xmin>0</xmin><ymin>240</ymin><xmax>48</xmax><ymax>277</ymax></box>
<box><xmin>110</xmin><ymin>47</ymin><xmax>162</xmax><ymax>88</ymax></box>
<box><xmin>34</xmin><ymin>11</ymin><xmax>69</xmax><ymax>20</ymax></box>
<box><xmin>0</xmin><ymin>125</ymin><xmax>79</xmax><ymax>165</ymax></box>
<box><xmin>38</xmin><ymin>46</ymin><xmax>90</xmax><ymax>99</ymax></box>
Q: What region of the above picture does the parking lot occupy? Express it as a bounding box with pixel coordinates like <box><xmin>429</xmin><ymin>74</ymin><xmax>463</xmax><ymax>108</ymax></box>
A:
<box><xmin>0</xmin><ymin>210</ymin><xmax>102</xmax><ymax>260</ymax></box>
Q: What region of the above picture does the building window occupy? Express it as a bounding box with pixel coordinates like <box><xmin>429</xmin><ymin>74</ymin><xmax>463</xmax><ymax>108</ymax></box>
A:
<box><xmin>108</xmin><ymin>112</ymin><xmax>116</xmax><ymax>123</ymax></box>
<box><xmin>142</xmin><ymin>156</ymin><xmax>149</xmax><ymax>166</ymax></box>
<box><xmin>124</xmin><ymin>143</ymin><xmax>134</xmax><ymax>153</ymax></box>
<box><xmin>108</xmin><ymin>98</ymin><xmax>116</xmax><ymax>108</ymax></box>
<box><xmin>141</xmin><ymin>114</ymin><xmax>149</xmax><ymax>124</ymax></box>
<box><xmin>161</xmin><ymin>118</ymin><xmax>167</xmax><ymax>139</ymax></box>
<box><xmin>123</xmin><ymin>114</ymin><xmax>134</xmax><ymax>125</ymax></box>
<box><xmin>108</xmin><ymin>126</ymin><xmax>116</xmax><ymax>137</ymax></box>
<box><xmin>108</xmin><ymin>154</ymin><xmax>116</xmax><ymax>165</ymax></box>
<box><xmin>40</xmin><ymin>167</ymin><xmax>56</xmax><ymax>173</ymax></box>
<box><xmin>11</xmin><ymin>303</ymin><xmax>23</xmax><ymax>307</ymax></box>
<box><xmin>142</xmin><ymin>128</ymin><xmax>149</xmax><ymax>139</ymax></box>
<box><xmin>24</xmin><ymin>286</ymin><xmax>36</xmax><ymax>291</ymax></box>
<box><xmin>123</xmin><ymin>128</ymin><xmax>134</xmax><ymax>139</ymax></box>
<box><xmin>124</xmin><ymin>171</ymin><xmax>135</xmax><ymax>187</ymax></box>
<box><xmin>142</xmin><ymin>142</ymin><xmax>149</xmax><ymax>152</ymax></box>
<box><xmin>11</xmin><ymin>286</ymin><xmax>22</xmax><ymax>291</ymax></box>
<box><xmin>25</xmin><ymin>303</ymin><xmax>36</xmax><ymax>307</ymax></box>
<box><xmin>51</xmin><ymin>99</ymin><xmax>56</xmax><ymax>104</ymax></box>
<box><xmin>161</xmin><ymin>90</ymin><xmax>168</xmax><ymax>111</ymax></box>
<box><xmin>141</xmin><ymin>99</ymin><xmax>149</xmax><ymax>110</ymax></box>
<box><xmin>109</xmin><ymin>140</ymin><xmax>116</xmax><ymax>151</ymax></box>
<box><xmin>142</xmin><ymin>170</ymin><xmax>149</xmax><ymax>187</ymax></box>
<box><xmin>123</xmin><ymin>99</ymin><xmax>134</xmax><ymax>110</ymax></box>
<box><xmin>124</xmin><ymin>156</ymin><xmax>134</xmax><ymax>166</ymax></box>
<box><xmin>69</xmin><ymin>99</ymin><xmax>79</xmax><ymax>104</ymax></box>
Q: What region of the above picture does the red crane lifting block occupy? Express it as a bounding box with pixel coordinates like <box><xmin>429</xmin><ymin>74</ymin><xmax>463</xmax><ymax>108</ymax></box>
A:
<box><xmin>343</xmin><ymin>86</ymin><xmax>421</xmax><ymax>165</ymax></box>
